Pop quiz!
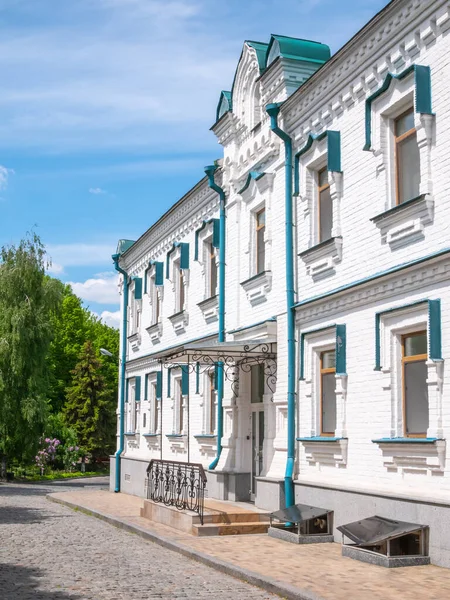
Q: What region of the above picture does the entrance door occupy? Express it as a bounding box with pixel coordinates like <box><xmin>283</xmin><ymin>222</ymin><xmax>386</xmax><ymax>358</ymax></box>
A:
<box><xmin>251</xmin><ymin>408</ymin><xmax>264</xmax><ymax>500</ymax></box>
<box><xmin>250</xmin><ymin>364</ymin><xmax>265</xmax><ymax>501</ymax></box>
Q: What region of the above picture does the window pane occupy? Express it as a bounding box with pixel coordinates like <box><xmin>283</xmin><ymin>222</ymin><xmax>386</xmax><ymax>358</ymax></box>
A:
<box><xmin>395</xmin><ymin>110</ymin><xmax>414</xmax><ymax>137</ymax></box>
<box><xmin>397</xmin><ymin>133</ymin><xmax>420</xmax><ymax>204</ymax></box>
<box><xmin>178</xmin><ymin>269</ymin><xmax>185</xmax><ymax>311</ymax></box>
<box><xmin>251</xmin><ymin>365</ymin><xmax>264</xmax><ymax>403</ymax></box>
<box><xmin>404</xmin><ymin>360</ymin><xmax>429</xmax><ymax>435</ymax></box>
<box><xmin>404</xmin><ymin>332</ymin><xmax>427</xmax><ymax>357</ymax></box>
<box><xmin>319</xmin><ymin>186</ymin><xmax>333</xmax><ymax>242</ymax></box>
<box><xmin>257</xmin><ymin>209</ymin><xmax>265</xmax><ymax>227</ymax></box>
<box><xmin>210</xmin><ymin>250</ymin><xmax>218</xmax><ymax>296</ymax></box>
<box><xmin>318</xmin><ymin>168</ymin><xmax>328</xmax><ymax>187</ymax></box>
<box><xmin>257</xmin><ymin>227</ymin><xmax>265</xmax><ymax>273</ymax></box>
<box><xmin>321</xmin><ymin>373</ymin><xmax>336</xmax><ymax>434</ymax></box>
<box><xmin>322</xmin><ymin>350</ymin><xmax>336</xmax><ymax>370</ymax></box>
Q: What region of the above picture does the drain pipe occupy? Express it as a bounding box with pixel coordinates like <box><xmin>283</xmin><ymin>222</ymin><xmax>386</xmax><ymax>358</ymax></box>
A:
<box><xmin>266</xmin><ymin>103</ymin><xmax>296</xmax><ymax>508</ymax></box>
<box><xmin>112</xmin><ymin>253</ymin><xmax>129</xmax><ymax>492</ymax></box>
<box><xmin>204</xmin><ymin>164</ymin><xmax>225</xmax><ymax>470</ymax></box>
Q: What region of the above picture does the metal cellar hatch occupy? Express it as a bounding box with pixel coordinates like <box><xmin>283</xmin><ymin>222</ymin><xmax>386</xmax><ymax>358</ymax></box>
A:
<box><xmin>337</xmin><ymin>515</ymin><xmax>430</xmax><ymax>568</ymax></box>
<box><xmin>268</xmin><ymin>503</ymin><xmax>334</xmax><ymax>544</ymax></box>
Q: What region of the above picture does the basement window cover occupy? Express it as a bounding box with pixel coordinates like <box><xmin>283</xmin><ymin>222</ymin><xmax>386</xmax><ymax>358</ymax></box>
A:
<box><xmin>337</xmin><ymin>516</ymin><xmax>427</xmax><ymax>557</ymax></box>
<box><xmin>270</xmin><ymin>503</ymin><xmax>332</xmax><ymax>536</ymax></box>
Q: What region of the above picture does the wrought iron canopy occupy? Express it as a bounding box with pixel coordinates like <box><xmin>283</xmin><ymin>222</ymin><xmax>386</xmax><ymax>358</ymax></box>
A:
<box><xmin>153</xmin><ymin>338</ymin><xmax>277</xmax><ymax>395</ymax></box>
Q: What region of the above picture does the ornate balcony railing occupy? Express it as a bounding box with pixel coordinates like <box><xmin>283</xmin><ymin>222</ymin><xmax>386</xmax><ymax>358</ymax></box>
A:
<box><xmin>146</xmin><ymin>459</ymin><xmax>207</xmax><ymax>525</ymax></box>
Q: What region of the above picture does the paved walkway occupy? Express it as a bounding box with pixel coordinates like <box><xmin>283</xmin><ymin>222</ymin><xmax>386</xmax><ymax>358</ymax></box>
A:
<box><xmin>47</xmin><ymin>485</ymin><xmax>450</xmax><ymax>600</ymax></box>
<box><xmin>0</xmin><ymin>478</ymin><xmax>277</xmax><ymax>599</ymax></box>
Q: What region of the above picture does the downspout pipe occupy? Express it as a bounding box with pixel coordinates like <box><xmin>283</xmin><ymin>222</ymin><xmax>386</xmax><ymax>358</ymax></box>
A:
<box><xmin>112</xmin><ymin>252</ymin><xmax>129</xmax><ymax>493</ymax></box>
<box><xmin>266</xmin><ymin>103</ymin><xmax>296</xmax><ymax>508</ymax></box>
<box><xmin>204</xmin><ymin>164</ymin><xmax>225</xmax><ymax>470</ymax></box>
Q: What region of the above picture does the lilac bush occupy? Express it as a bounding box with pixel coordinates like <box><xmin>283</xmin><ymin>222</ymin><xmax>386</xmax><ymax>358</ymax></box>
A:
<box><xmin>35</xmin><ymin>438</ymin><xmax>61</xmax><ymax>475</ymax></box>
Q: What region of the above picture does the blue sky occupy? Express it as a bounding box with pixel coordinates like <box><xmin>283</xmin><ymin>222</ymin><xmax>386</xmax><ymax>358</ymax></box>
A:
<box><xmin>0</xmin><ymin>0</ymin><xmax>387</xmax><ymax>327</ymax></box>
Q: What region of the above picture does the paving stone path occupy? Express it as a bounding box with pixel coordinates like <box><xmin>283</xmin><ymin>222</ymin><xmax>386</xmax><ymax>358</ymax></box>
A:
<box><xmin>0</xmin><ymin>478</ymin><xmax>277</xmax><ymax>600</ymax></box>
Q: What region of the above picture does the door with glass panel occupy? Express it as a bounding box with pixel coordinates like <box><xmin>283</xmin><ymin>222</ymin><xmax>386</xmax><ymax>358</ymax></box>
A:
<box><xmin>250</xmin><ymin>365</ymin><xmax>265</xmax><ymax>500</ymax></box>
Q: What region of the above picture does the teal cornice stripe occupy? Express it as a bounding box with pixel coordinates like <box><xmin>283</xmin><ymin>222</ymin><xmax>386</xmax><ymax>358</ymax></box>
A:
<box><xmin>294</xmin><ymin>130</ymin><xmax>341</xmax><ymax>196</ymax></box>
<box><xmin>144</xmin><ymin>261</ymin><xmax>164</xmax><ymax>293</ymax></box>
<box><xmin>294</xmin><ymin>247</ymin><xmax>450</xmax><ymax>310</ymax></box>
<box><xmin>374</xmin><ymin>299</ymin><xmax>442</xmax><ymax>370</ymax></box>
<box><xmin>363</xmin><ymin>64</ymin><xmax>433</xmax><ymax>151</ymax></box>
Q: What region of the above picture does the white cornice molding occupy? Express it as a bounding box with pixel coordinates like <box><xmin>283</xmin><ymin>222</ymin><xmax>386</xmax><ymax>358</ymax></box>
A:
<box><xmin>295</xmin><ymin>253</ymin><xmax>450</xmax><ymax>323</ymax></box>
<box><xmin>284</xmin><ymin>0</ymin><xmax>448</xmax><ymax>137</ymax></box>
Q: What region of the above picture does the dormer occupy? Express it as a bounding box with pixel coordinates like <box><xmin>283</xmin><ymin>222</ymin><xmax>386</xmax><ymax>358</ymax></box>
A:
<box><xmin>261</xmin><ymin>34</ymin><xmax>330</xmax><ymax>104</ymax></box>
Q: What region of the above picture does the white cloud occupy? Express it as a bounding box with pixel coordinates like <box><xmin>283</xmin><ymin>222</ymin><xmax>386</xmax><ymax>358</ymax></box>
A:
<box><xmin>69</xmin><ymin>273</ymin><xmax>119</xmax><ymax>305</ymax></box>
<box><xmin>98</xmin><ymin>309</ymin><xmax>120</xmax><ymax>329</ymax></box>
<box><xmin>46</xmin><ymin>242</ymin><xmax>117</xmax><ymax>268</ymax></box>
<box><xmin>89</xmin><ymin>187</ymin><xmax>107</xmax><ymax>195</ymax></box>
<box><xmin>46</xmin><ymin>261</ymin><xmax>64</xmax><ymax>275</ymax></box>
<box><xmin>0</xmin><ymin>165</ymin><xmax>14</xmax><ymax>190</ymax></box>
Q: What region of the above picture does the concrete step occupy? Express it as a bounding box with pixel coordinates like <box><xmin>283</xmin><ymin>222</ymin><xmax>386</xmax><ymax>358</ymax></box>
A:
<box><xmin>193</xmin><ymin>521</ymin><xmax>270</xmax><ymax>536</ymax></box>
<box><xmin>201</xmin><ymin>511</ymin><xmax>270</xmax><ymax>525</ymax></box>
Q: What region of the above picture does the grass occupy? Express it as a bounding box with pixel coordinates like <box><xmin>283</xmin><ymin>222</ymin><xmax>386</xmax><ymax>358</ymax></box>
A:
<box><xmin>8</xmin><ymin>466</ymin><xmax>109</xmax><ymax>482</ymax></box>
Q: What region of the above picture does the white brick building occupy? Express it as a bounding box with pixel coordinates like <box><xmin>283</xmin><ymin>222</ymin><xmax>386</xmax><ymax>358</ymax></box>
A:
<box><xmin>111</xmin><ymin>0</ymin><xmax>450</xmax><ymax>567</ymax></box>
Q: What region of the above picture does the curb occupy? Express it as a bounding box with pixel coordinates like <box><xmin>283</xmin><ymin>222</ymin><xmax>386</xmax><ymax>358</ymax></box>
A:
<box><xmin>47</xmin><ymin>495</ymin><xmax>324</xmax><ymax>600</ymax></box>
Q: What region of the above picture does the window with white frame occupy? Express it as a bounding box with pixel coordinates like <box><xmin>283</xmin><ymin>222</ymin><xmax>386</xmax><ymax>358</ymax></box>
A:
<box><xmin>150</xmin><ymin>273</ymin><xmax>161</xmax><ymax>325</ymax></box>
<box><xmin>174</xmin><ymin>260</ymin><xmax>185</xmax><ymax>313</ymax></box>
<box><xmin>300</xmin><ymin>326</ymin><xmax>347</xmax><ymax>440</ymax></box>
<box><xmin>317</xmin><ymin>168</ymin><xmax>333</xmax><ymax>243</ymax></box>
<box><xmin>173</xmin><ymin>377</ymin><xmax>185</xmax><ymax>435</ymax></box>
<box><xmin>255</xmin><ymin>207</ymin><xmax>266</xmax><ymax>274</ymax></box>
<box><xmin>377</xmin><ymin>301</ymin><xmax>443</xmax><ymax>440</ymax></box>
<box><xmin>206</xmin><ymin>240</ymin><xmax>218</xmax><ymax>298</ymax></box>
<box><xmin>149</xmin><ymin>379</ymin><xmax>160</xmax><ymax>433</ymax></box>
<box><xmin>204</xmin><ymin>370</ymin><xmax>217</xmax><ymax>434</ymax></box>
<box><xmin>394</xmin><ymin>108</ymin><xmax>420</xmax><ymax>205</ymax></box>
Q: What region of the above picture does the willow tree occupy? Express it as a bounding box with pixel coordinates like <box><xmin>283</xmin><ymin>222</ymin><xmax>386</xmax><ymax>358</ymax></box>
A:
<box><xmin>0</xmin><ymin>233</ymin><xmax>61</xmax><ymax>473</ymax></box>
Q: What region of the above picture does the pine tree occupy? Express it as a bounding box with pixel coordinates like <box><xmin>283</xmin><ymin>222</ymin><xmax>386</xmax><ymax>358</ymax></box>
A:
<box><xmin>63</xmin><ymin>341</ymin><xmax>116</xmax><ymax>464</ymax></box>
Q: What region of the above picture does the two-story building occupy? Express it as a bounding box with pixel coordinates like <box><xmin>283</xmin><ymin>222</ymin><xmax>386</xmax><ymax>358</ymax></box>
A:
<box><xmin>111</xmin><ymin>0</ymin><xmax>450</xmax><ymax>567</ymax></box>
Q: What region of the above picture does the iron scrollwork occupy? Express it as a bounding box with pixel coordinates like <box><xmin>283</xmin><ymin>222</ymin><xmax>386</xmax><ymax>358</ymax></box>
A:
<box><xmin>146</xmin><ymin>459</ymin><xmax>207</xmax><ymax>525</ymax></box>
<box><xmin>161</xmin><ymin>342</ymin><xmax>277</xmax><ymax>396</ymax></box>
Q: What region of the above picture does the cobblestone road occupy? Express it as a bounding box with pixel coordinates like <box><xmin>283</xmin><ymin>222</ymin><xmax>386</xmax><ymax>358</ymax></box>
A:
<box><xmin>0</xmin><ymin>478</ymin><xmax>277</xmax><ymax>600</ymax></box>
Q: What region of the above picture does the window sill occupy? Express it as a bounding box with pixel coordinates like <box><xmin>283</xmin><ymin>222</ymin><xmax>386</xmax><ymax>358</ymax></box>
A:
<box><xmin>166</xmin><ymin>433</ymin><xmax>186</xmax><ymax>439</ymax></box>
<box><xmin>372</xmin><ymin>437</ymin><xmax>441</xmax><ymax>444</ymax></box>
<box><xmin>124</xmin><ymin>432</ymin><xmax>137</xmax><ymax>436</ymax></box>
<box><xmin>168</xmin><ymin>310</ymin><xmax>188</xmax><ymax>334</ymax></box>
<box><xmin>194</xmin><ymin>433</ymin><xmax>217</xmax><ymax>458</ymax></box>
<box><xmin>372</xmin><ymin>437</ymin><xmax>445</xmax><ymax>475</ymax></box>
<box><xmin>240</xmin><ymin>270</ymin><xmax>272</xmax><ymax>306</ymax></box>
<box><xmin>298</xmin><ymin>237</ymin><xmax>342</xmax><ymax>280</ymax></box>
<box><xmin>370</xmin><ymin>194</ymin><xmax>434</xmax><ymax>249</ymax></box>
<box><xmin>197</xmin><ymin>295</ymin><xmax>219</xmax><ymax>324</ymax></box>
<box><xmin>143</xmin><ymin>433</ymin><xmax>159</xmax><ymax>437</ymax></box>
<box><xmin>194</xmin><ymin>433</ymin><xmax>217</xmax><ymax>439</ymax></box>
<box><xmin>297</xmin><ymin>436</ymin><xmax>348</xmax><ymax>468</ymax></box>
<box><xmin>127</xmin><ymin>332</ymin><xmax>141</xmax><ymax>352</ymax></box>
<box><xmin>146</xmin><ymin>321</ymin><xmax>163</xmax><ymax>344</ymax></box>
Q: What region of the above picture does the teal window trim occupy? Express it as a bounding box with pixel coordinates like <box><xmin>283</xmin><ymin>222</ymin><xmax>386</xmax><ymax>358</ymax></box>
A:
<box><xmin>181</xmin><ymin>365</ymin><xmax>189</xmax><ymax>396</ymax></box>
<box><xmin>297</xmin><ymin>436</ymin><xmax>346</xmax><ymax>442</ymax></box>
<box><xmin>237</xmin><ymin>171</ymin><xmax>266</xmax><ymax>195</ymax></box>
<box><xmin>167</xmin><ymin>367</ymin><xmax>172</xmax><ymax>397</ymax></box>
<box><xmin>195</xmin><ymin>362</ymin><xmax>200</xmax><ymax>394</ymax></box>
<box><xmin>156</xmin><ymin>370</ymin><xmax>162</xmax><ymax>399</ymax></box>
<box><xmin>144</xmin><ymin>374</ymin><xmax>148</xmax><ymax>400</ymax></box>
<box><xmin>144</xmin><ymin>261</ymin><xmax>164</xmax><ymax>293</ymax></box>
<box><xmin>299</xmin><ymin>323</ymin><xmax>338</xmax><ymax>380</ymax></box>
<box><xmin>134</xmin><ymin>376</ymin><xmax>141</xmax><ymax>402</ymax></box>
<box><xmin>294</xmin><ymin>130</ymin><xmax>341</xmax><ymax>196</ymax></box>
<box><xmin>132</xmin><ymin>277</ymin><xmax>143</xmax><ymax>300</ymax></box>
<box><xmin>166</xmin><ymin>242</ymin><xmax>189</xmax><ymax>279</ymax></box>
<box><xmin>194</xmin><ymin>219</ymin><xmax>220</xmax><ymax>261</ymax></box>
<box><xmin>374</xmin><ymin>299</ymin><xmax>442</xmax><ymax>370</ymax></box>
<box><xmin>363</xmin><ymin>64</ymin><xmax>433</xmax><ymax>151</ymax></box>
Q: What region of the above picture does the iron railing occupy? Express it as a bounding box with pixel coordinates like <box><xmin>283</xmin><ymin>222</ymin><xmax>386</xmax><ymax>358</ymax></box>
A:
<box><xmin>146</xmin><ymin>459</ymin><xmax>207</xmax><ymax>525</ymax></box>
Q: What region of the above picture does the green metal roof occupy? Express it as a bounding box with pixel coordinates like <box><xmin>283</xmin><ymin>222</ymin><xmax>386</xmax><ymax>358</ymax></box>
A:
<box><xmin>116</xmin><ymin>239</ymin><xmax>135</xmax><ymax>255</ymax></box>
<box><xmin>216</xmin><ymin>90</ymin><xmax>232</xmax><ymax>123</ymax></box>
<box><xmin>266</xmin><ymin>34</ymin><xmax>330</xmax><ymax>66</ymax></box>
<box><xmin>246</xmin><ymin>40</ymin><xmax>269</xmax><ymax>73</ymax></box>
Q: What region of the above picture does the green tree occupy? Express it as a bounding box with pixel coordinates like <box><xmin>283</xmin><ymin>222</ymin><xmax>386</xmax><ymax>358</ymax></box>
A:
<box><xmin>0</xmin><ymin>233</ymin><xmax>62</xmax><ymax>473</ymax></box>
<box><xmin>63</xmin><ymin>340</ymin><xmax>116</xmax><ymax>463</ymax></box>
<box><xmin>47</xmin><ymin>284</ymin><xmax>92</xmax><ymax>413</ymax></box>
